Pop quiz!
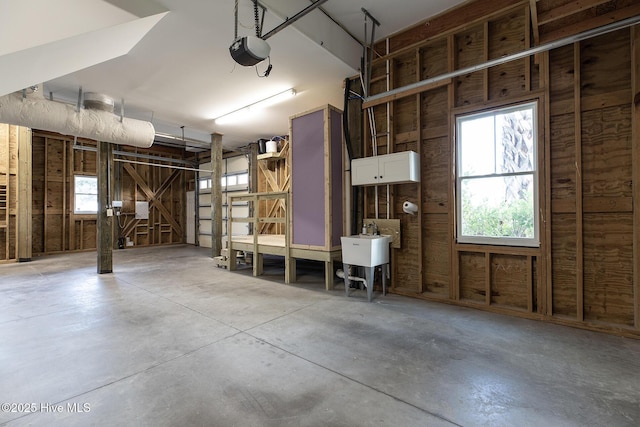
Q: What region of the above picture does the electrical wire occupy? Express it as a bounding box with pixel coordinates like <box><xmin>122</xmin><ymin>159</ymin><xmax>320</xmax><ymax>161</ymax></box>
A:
<box><xmin>255</xmin><ymin>56</ymin><xmax>272</xmax><ymax>77</ymax></box>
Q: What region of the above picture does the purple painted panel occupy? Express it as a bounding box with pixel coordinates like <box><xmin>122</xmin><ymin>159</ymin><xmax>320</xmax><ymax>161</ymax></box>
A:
<box><xmin>330</xmin><ymin>109</ymin><xmax>343</xmax><ymax>247</ymax></box>
<box><xmin>291</xmin><ymin>109</ymin><xmax>325</xmax><ymax>246</ymax></box>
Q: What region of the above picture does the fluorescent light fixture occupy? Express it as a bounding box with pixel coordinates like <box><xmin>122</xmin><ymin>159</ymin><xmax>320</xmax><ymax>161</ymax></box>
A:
<box><xmin>214</xmin><ymin>88</ymin><xmax>296</xmax><ymax>125</ymax></box>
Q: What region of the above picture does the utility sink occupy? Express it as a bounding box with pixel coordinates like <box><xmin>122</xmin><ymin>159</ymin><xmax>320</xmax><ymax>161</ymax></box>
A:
<box><xmin>340</xmin><ymin>234</ymin><xmax>391</xmax><ymax>267</ymax></box>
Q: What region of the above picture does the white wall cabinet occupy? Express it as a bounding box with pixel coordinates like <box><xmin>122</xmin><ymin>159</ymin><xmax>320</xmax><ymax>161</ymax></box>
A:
<box><xmin>351</xmin><ymin>151</ymin><xmax>420</xmax><ymax>186</ymax></box>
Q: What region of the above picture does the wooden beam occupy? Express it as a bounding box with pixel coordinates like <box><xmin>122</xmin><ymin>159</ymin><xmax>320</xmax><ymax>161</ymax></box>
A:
<box><xmin>16</xmin><ymin>127</ymin><xmax>32</xmax><ymax>262</ymax></box>
<box><xmin>538</xmin><ymin>0</ymin><xmax>612</xmax><ymax>26</ymax></box>
<box><xmin>211</xmin><ymin>132</ymin><xmax>223</xmax><ymax>259</ymax></box>
<box><xmin>97</xmin><ymin>141</ymin><xmax>113</xmax><ymax>274</ymax></box>
<box><xmin>529</xmin><ymin>0</ymin><xmax>540</xmax><ymax>45</ymax></box>
<box><xmin>362</xmin><ymin>78</ymin><xmax>452</xmax><ymax>109</ymax></box>
<box><xmin>540</xmin><ymin>3</ymin><xmax>640</xmax><ymax>44</ymax></box>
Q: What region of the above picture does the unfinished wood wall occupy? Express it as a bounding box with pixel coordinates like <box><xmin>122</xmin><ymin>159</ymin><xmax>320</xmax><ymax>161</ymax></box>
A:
<box><xmin>363</xmin><ymin>0</ymin><xmax>640</xmax><ymax>337</ymax></box>
<box><xmin>32</xmin><ymin>131</ymin><xmax>187</xmax><ymax>254</ymax></box>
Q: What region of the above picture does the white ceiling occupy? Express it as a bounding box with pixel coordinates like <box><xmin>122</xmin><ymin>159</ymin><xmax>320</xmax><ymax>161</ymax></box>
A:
<box><xmin>1</xmin><ymin>0</ymin><xmax>467</xmax><ymax>150</ymax></box>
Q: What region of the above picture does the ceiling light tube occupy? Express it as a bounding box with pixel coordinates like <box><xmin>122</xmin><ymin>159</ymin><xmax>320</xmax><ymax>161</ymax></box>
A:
<box><xmin>214</xmin><ymin>88</ymin><xmax>296</xmax><ymax>125</ymax></box>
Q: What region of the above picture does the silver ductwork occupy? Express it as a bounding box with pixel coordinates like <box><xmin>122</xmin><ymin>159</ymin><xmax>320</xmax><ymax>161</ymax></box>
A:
<box><xmin>0</xmin><ymin>88</ymin><xmax>154</xmax><ymax>148</ymax></box>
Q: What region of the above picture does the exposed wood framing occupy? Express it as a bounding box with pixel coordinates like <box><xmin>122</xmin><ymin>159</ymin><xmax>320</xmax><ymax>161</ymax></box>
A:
<box><xmin>361</xmin><ymin>0</ymin><xmax>640</xmax><ymax>337</ymax></box>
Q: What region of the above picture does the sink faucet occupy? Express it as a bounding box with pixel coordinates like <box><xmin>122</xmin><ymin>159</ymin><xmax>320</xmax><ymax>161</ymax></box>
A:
<box><xmin>369</xmin><ymin>222</ymin><xmax>378</xmax><ymax>235</ymax></box>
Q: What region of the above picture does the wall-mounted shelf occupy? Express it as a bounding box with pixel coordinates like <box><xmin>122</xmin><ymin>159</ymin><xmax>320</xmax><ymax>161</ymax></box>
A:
<box><xmin>257</xmin><ymin>150</ymin><xmax>286</xmax><ymax>160</ymax></box>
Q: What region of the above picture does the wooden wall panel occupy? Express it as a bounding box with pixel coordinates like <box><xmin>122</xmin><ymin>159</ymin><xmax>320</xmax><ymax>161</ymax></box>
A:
<box><xmin>491</xmin><ymin>254</ymin><xmax>529</xmax><ymax>310</ymax></box>
<box><xmin>394</xmin><ymin>97</ymin><xmax>417</xmax><ymax>135</ymax></box>
<box><xmin>455</xmin><ymin>25</ymin><xmax>485</xmax><ymax>107</ymax></box>
<box><xmin>420</xmin><ymin>39</ymin><xmax>448</xmax><ymax>79</ymax></box>
<box><xmin>459</xmin><ymin>252</ymin><xmax>485</xmax><ymax>302</ymax></box>
<box><xmin>549</xmin><ymin>45</ymin><xmax>575</xmax><ymax>106</ymax></box>
<box><xmin>393</xmin><ymin>185</ymin><xmax>421</xmax><ymax>293</ymax></box>
<box><xmin>550</xmin><ymin>113</ymin><xmax>577</xmax><ymax>202</ymax></box>
<box><xmin>421</xmin><ymin>87</ymin><xmax>448</xmax><ymax>132</ymax></box>
<box><xmin>422</xmin><ymin>213</ymin><xmax>450</xmax><ymax>297</ymax></box>
<box><xmin>551</xmin><ymin>214</ymin><xmax>578</xmax><ymax>317</ymax></box>
<box><xmin>581</xmin><ymin>106</ymin><xmax>632</xmax><ymax>199</ymax></box>
<box><xmin>581</xmin><ymin>31</ymin><xmax>631</xmax><ymax>98</ymax></box>
<box><xmin>488</xmin><ymin>10</ymin><xmax>528</xmax><ymax>100</ymax></box>
<box><xmin>393</xmin><ymin>52</ymin><xmax>417</xmax><ymax>88</ymax></box>
<box><xmin>583</xmin><ymin>212</ymin><xmax>634</xmax><ymax>326</ymax></box>
<box><xmin>422</xmin><ymin>136</ymin><xmax>449</xmax><ymax>207</ymax></box>
<box><xmin>361</xmin><ymin>0</ymin><xmax>640</xmax><ymax>336</ymax></box>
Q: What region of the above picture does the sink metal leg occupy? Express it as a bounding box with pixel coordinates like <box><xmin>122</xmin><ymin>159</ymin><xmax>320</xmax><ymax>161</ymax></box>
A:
<box><xmin>343</xmin><ymin>263</ymin><xmax>351</xmax><ymax>297</ymax></box>
<box><xmin>382</xmin><ymin>264</ymin><xmax>388</xmax><ymax>296</ymax></box>
<box><xmin>364</xmin><ymin>267</ymin><xmax>374</xmax><ymax>302</ymax></box>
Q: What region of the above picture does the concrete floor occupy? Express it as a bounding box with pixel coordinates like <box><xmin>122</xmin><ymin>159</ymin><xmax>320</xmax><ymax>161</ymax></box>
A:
<box><xmin>1</xmin><ymin>245</ymin><xmax>639</xmax><ymax>426</ymax></box>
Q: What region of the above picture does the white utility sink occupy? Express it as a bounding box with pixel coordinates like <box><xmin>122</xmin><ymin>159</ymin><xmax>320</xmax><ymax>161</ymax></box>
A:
<box><xmin>340</xmin><ymin>234</ymin><xmax>391</xmax><ymax>267</ymax></box>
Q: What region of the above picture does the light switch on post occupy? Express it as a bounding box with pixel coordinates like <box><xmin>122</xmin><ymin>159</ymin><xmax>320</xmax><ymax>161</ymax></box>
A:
<box><xmin>106</xmin><ymin>208</ymin><xmax>113</xmax><ymax>217</ymax></box>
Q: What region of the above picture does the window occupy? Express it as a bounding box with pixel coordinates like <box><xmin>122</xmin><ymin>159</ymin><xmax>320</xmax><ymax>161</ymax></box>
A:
<box><xmin>74</xmin><ymin>175</ymin><xmax>98</xmax><ymax>214</ymax></box>
<box><xmin>456</xmin><ymin>102</ymin><xmax>539</xmax><ymax>247</ymax></box>
<box><xmin>200</xmin><ymin>178</ymin><xmax>211</xmax><ymax>190</ymax></box>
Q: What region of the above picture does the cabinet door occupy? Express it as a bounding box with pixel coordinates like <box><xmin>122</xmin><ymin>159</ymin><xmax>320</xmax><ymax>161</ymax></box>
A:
<box><xmin>378</xmin><ymin>152</ymin><xmax>411</xmax><ymax>184</ymax></box>
<box><xmin>351</xmin><ymin>157</ymin><xmax>380</xmax><ymax>186</ymax></box>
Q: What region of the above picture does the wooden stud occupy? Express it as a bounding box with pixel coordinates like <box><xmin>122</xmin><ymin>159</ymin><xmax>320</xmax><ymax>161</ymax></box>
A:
<box><xmin>574</xmin><ymin>42</ymin><xmax>584</xmax><ymax>322</ymax></box>
<box><xmin>525</xmin><ymin>4</ymin><xmax>532</xmax><ymax>91</ymax></box>
<box><xmin>483</xmin><ymin>21</ymin><xmax>490</xmax><ymax>102</ymax></box>
<box><xmin>448</xmin><ymin>33</ymin><xmax>459</xmax><ymax>301</ymax></box>
<box><xmin>416</xmin><ymin>47</ymin><xmax>424</xmax><ymax>293</ymax></box>
<box><xmin>542</xmin><ymin>50</ymin><xmax>552</xmax><ymax>317</ymax></box>
<box><xmin>485</xmin><ymin>252</ymin><xmax>492</xmax><ymax>305</ymax></box>
<box><xmin>632</xmin><ymin>25</ymin><xmax>640</xmax><ymax>330</ymax></box>
<box><xmin>527</xmin><ymin>255</ymin><xmax>534</xmax><ymax>312</ymax></box>
<box><xmin>529</xmin><ymin>0</ymin><xmax>540</xmax><ymax>46</ymax></box>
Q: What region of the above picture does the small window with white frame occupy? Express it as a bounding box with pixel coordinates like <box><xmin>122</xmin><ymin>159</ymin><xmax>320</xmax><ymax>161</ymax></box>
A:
<box><xmin>456</xmin><ymin>101</ymin><xmax>539</xmax><ymax>247</ymax></box>
<box><xmin>74</xmin><ymin>175</ymin><xmax>98</xmax><ymax>214</ymax></box>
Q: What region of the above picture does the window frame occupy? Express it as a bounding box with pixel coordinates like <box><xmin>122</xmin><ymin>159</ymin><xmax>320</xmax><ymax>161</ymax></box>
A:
<box><xmin>73</xmin><ymin>175</ymin><xmax>99</xmax><ymax>215</ymax></box>
<box><xmin>455</xmin><ymin>101</ymin><xmax>540</xmax><ymax>247</ymax></box>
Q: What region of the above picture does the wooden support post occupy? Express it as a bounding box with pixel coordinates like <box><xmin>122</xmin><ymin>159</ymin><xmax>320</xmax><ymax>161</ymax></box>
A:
<box><xmin>97</xmin><ymin>141</ymin><xmax>113</xmax><ymax>274</ymax></box>
<box><xmin>211</xmin><ymin>132</ymin><xmax>223</xmax><ymax>258</ymax></box>
<box><xmin>16</xmin><ymin>127</ymin><xmax>32</xmax><ymax>262</ymax></box>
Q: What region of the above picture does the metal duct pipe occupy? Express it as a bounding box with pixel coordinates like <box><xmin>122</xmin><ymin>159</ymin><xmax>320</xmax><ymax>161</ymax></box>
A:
<box><xmin>0</xmin><ymin>88</ymin><xmax>154</xmax><ymax>148</ymax></box>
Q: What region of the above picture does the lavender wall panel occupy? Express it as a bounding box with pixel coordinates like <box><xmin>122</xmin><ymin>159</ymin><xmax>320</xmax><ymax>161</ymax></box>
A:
<box><xmin>291</xmin><ymin>109</ymin><xmax>325</xmax><ymax>246</ymax></box>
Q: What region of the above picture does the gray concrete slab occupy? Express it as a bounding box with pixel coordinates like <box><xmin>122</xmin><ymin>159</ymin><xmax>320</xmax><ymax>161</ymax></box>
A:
<box><xmin>1</xmin><ymin>245</ymin><xmax>639</xmax><ymax>426</ymax></box>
